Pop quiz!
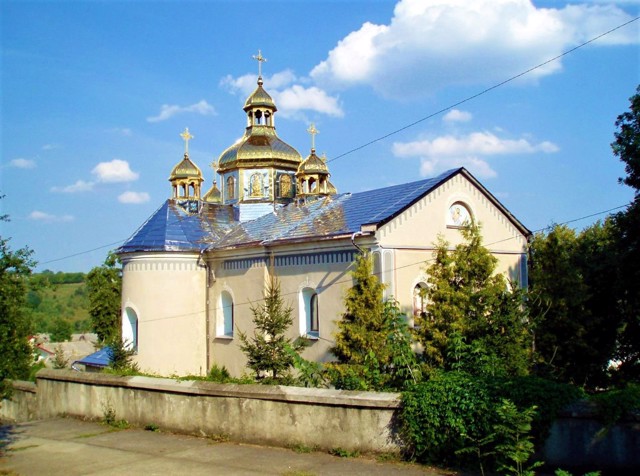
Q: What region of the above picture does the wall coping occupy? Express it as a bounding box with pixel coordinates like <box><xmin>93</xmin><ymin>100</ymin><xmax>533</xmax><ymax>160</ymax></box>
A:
<box><xmin>36</xmin><ymin>369</ymin><xmax>401</xmax><ymax>409</ymax></box>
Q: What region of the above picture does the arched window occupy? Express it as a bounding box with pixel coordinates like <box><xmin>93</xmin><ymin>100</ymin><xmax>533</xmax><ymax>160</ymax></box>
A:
<box><xmin>250</xmin><ymin>173</ymin><xmax>262</xmax><ymax>197</ymax></box>
<box><xmin>447</xmin><ymin>202</ymin><xmax>473</xmax><ymax>227</ymax></box>
<box><xmin>300</xmin><ymin>287</ymin><xmax>319</xmax><ymax>337</ymax></box>
<box><xmin>279</xmin><ymin>175</ymin><xmax>292</xmax><ymax>198</ymax></box>
<box><xmin>219</xmin><ymin>291</ymin><xmax>234</xmax><ymax>337</ymax></box>
<box><xmin>122</xmin><ymin>307</ymin><xmax>139</xmax><ymax>352</ymax></box>
<box><xmin>413</xmin><ymin>283</ymin><xmax>428</xmax><ymax>320</ymax></box>
<box><xmin>226</xmin><ymin>176</ymin><xmax>235</xmax><ymax>200</ymax></box>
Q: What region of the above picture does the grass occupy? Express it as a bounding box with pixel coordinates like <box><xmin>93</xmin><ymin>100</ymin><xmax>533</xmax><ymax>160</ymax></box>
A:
<box><xmin>291</xmin><ymin>443</ymin><xmax>318</xmax><ymax>454</ymax></box>
<box><xmin>329</xmin><ymin>447</ymin><xmax>359</xmax><ymax>458</ymax></box>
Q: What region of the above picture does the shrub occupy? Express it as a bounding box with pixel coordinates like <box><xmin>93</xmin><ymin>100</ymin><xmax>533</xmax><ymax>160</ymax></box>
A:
<box><xmin>400</xmin><ymin>371</ymin><xmax>493</xmax><ymax>465</ymax></box>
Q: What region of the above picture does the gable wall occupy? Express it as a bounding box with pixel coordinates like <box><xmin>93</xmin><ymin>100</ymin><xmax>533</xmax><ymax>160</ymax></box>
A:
<box><xmin>377</xmin><ymin>173</ymin><xmax>529</xmax><ymax>321</ymax></box>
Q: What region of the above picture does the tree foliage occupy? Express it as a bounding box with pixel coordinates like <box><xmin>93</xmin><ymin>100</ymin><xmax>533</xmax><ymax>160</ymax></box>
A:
<box><xmin>528</xmin><ymin>222</ymin><xmax>621</xmax><ymax>387</ymax></box>
<box><xmin>326</xmin><ymin>253</ymin><xmax>419</xmax><ymax>391</ymax></box>
<box><xmin>86</xmin><ymin>253</ymin><xmax>122</xmax><ymax>344</ymax></box>
<box><xmin>238</xmin><ymin>274</ymin><xmax>302</xmax><ymax>384</ymax></box>
<box><xmin>0</xmin><ymin>207</ymin><xmax>36</xmax><ymax>398</ymax></box>
<box><xmin>414</xmin><ymin>224</ymin><xmax>531</xmax><ymax>377</ymax></box>
<box><xmin>611</xmin><ymin>84</ymin><xmax>640</xmax><ymax>382</ymax></box>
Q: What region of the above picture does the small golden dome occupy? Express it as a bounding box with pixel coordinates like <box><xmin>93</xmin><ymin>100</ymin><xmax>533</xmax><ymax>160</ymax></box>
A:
<box><xmin>169</xmin><ymin>153</ymin><xmax>203</xmax><ymax>181</ymax></box>
<box><xmin>203</xmin><ymin>181</ymin><xmax>222</xmax><ymax>203</ymax></box>
<box><xmin>297</xmin><ymin>150</ymin><xmax>328</xmax><ymax>175</ymax></box>
<box><xmin>243</xmin><ymin>78</ymin><xmax>277</xmax><ymax>111</ymax></box>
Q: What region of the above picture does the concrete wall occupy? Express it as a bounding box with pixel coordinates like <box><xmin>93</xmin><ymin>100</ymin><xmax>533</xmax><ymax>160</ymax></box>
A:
<box><xmin>1</xmin><ymin>370</ymin><xmax>401</xmax><ymax>453</ymax></box>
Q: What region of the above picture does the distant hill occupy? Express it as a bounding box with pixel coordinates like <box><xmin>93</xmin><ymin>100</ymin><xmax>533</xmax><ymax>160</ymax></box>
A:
<box><xmin>28</xmin><ymin>271</ymin><xmax>91</xmax><ymax>340</ymax></box>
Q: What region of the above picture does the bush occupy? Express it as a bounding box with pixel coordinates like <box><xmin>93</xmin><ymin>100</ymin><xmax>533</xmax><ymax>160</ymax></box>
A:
<box><xmin>488</xmin><ymin>375</ymin><xmax>584</xmax><ymax>442</ymax></box>
<box><xmin>401</xmin><ymin>371</ymin><xmax>494</xmax><ymax>465</ymax></box>
<box><xmin>400</xmin><ymin>372</ymin><xmax>584</xmax><ymax>472</ymax></box>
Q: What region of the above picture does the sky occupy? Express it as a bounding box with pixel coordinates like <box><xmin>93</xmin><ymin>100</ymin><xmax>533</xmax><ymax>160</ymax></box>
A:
<box><xmin>1</xmin><ymin>0</ymin><xmax>639</xmax><ymax>272</ymax></box>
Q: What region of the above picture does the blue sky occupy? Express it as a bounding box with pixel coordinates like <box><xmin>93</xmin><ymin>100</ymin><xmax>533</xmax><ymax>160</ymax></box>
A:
<box><xmin>1</xmin><ymin>0</ymin><xmax>639</xmax><ymax>272</ymax></box>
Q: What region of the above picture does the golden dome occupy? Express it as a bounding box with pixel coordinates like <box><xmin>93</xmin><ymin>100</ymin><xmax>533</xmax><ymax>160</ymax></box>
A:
<box><xmin>297</xmin><ymin>150</ymin><xmax>329</xmax><ymax>175</ymax></box>
<box><xmin>203</xmin><ymin>181</ymin><xmax>222</xmax><ymax>203</ymax></box>
<box><xmin>243</xmin><ymin>78</ymin><xmax>277</xmax><ymax>111</ymax></box>
<box><xmin>169</xmin><ymin>154</ymin><xmax>203</xmax><ymax>181</ymax></box>
<box><xmin>218</xmin><ymin>127</ymin><xmax>302</xmax><ymax>172</ymax></box>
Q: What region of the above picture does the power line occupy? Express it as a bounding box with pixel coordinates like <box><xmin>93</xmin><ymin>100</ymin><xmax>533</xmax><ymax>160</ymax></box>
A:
<box><xmin>39</xmin><ymin>239</ymin><xmax>126</xmax><ymax>265</ymax></box>
<box><xmin>327</xmin><ymin>15</ymin><xmax>640</xmax><ymax>164</ymax></box>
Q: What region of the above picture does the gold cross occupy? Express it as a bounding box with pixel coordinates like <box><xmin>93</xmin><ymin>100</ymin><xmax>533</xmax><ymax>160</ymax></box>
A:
<box><xmin>252</xmin><ymin>49</ymin><xmax>267</xmax><ymax>77</ymax></box>
<box><xmin>307</xmin><ymin>123</ymin><xmax>319</xmax><ymax>150</ymax></box>
<box><xmin>180</xmin><ymin>128</ymin><xmax>194</xmax><ymax>154</ymax></box>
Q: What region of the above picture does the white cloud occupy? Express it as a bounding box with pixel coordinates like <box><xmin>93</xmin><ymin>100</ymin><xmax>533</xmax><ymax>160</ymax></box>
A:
<box><xmin>9</xmin><ymin>158</ymin><xmax>36</xmax><ymax>169</ymax></box>
<box><xmin>394</xmin><ymin>130</ymin><xmax>559</xmax><ymax>178</ymax></box>
<box><xmin>28</xmin><ymin>211</ymin><xmax>74</xmax><ymax>223</ymax></box>
<box><xmin>311</xmin><ymin>0</ymin><xmax>637</xmax><ymax>98</ymax></box>
<box><xmin>92</xmin><ymin>159</ymin><xmax>139</xmax><ymax>183</ymax></box>
<box><xmin>42</xmin><ymin>144</ymin><xmax>59</xmax><ymax>150</ymax></box>
<box><xmin>118</xmin><ymin>191</ymin><xmax>150</xmax><ymax>204</ymax></box>
<box><xmin>51</xmin><ymin>180</ymin><xmax>95</xmax><ymax>193</ymax></box>
<box><xmin>443</xmin><ymin>109</ymin><xmax>472</xmax><ymax>123</ymax></box>
<box><xmin>221</xmin><ymin>71</ymin><xmax>344</xmax><ymax>118</ymax></box>
<box><xmin>274</xmin><ymin>86</ymin><xmax>344</xmax><ymax>118</ymax></box>
<box><xmin>147</xmin><ymin>100</ymin><xmax>216</xmax><ymax>123</ymax></box>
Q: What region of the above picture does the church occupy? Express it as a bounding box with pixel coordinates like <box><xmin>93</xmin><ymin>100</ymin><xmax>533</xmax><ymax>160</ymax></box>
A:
<box><xmin>117</xmin><ymin>61</ymin><xmax>531</xmax><ymax>377</ymax></box>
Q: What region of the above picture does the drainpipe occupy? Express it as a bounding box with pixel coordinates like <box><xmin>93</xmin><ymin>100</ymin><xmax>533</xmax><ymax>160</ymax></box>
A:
<box><xmin>351</xmin><ymin>231</ymin><xmax>365</xmax><ymax>254</ymax></box>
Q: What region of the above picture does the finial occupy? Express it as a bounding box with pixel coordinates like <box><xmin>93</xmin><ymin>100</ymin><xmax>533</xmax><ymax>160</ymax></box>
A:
<box><xmin>321</xmin><ymin>152</ymin><xmax>327</xmax><ymax>163</ymax></box>
<box><xmin>307</xmin><ymin>123</ymin><xmax>319</xmax><ymax>151</ymax></box>
<box><xmin>252</xmin><ymin>49</ymin><xmax>267</xmax><ymax>82</ymax></box>
<box><xmin>180</xmin><ymin>127</ymin><xmax>194</xmax><ymax>154</ymax></box>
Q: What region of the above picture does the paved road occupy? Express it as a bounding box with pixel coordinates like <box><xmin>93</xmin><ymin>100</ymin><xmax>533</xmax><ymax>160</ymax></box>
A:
<box><xmin>0</xmin><ymin>418</ymin><xmax>448</xmax><ymax>475</ymax></box>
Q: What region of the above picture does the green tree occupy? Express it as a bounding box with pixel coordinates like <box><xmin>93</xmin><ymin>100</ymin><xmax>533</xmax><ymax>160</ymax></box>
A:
<box><xmin>49</xmin><ymin>317</ymin><xmax>73</xmax><ymax>342</ymax></box>
<box><xmin>529</xmin><ymin>221</ymin><xmax>623</xmax><ymax>387</ymax></box>
<box><xmin>414</xmin><ymin>224</ymin><xmax>531</xmax><ymax>377</ymax></box>
<box><xmin>326</xmin><ymin>253</ymin><xmax>419</xmax><ymax>391</ymax></box>
<box><xmin>611</xmin><ymin>84</ymin><xmax>640</xmax><ymax>382</ymax></box>
<box><xmin>86</xmin><ymin>253</ymin><xmax>122</xmax><ymax>344</ymax></box>
<box><xmin>239</xmin><ymin>274</ymin><xmax>302</xmax><ymax>384</ymax></box>
<box><xmin>0</xmin><ymin>207</ymin><xmax>36</xmax><ymax>398</ymax></box>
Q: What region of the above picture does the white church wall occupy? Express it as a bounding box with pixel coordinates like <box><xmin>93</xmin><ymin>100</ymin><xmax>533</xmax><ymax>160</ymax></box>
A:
<box><xmin>207</xmin><ymin>243</ymin><xmax>358</xmax><ymax>377</ymax></box>
<box><xmin>121</xmin><ymin>253</ymin><xmax>207</xmax><ymax>376</ymax></box>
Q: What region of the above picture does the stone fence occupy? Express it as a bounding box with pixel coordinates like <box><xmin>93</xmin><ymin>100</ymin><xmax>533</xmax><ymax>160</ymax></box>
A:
<box><xmin>2</xmin><ymin>370</ymin><xmax>639</xmax><ymax>472</ymax></box>
<box><xmin>1</xmin><ymin>369</ymin><xmax>401</xmax><ymax>453</ymax></box>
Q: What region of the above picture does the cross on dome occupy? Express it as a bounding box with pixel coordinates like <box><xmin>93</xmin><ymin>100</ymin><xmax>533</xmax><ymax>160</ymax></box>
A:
<box><xmin>180</xmin><ymin>128</ymin><xmax>194</xmax><ymax>154</ymax></box>
<box><xmin>252</xmin><ymin>49</ymin><xmax>267</xmax><ymax>78</ymax></box>
<box><xmin>307</xmin><ymin>123</ymin><xmax>319</xmax><ymax>151</ymax></box>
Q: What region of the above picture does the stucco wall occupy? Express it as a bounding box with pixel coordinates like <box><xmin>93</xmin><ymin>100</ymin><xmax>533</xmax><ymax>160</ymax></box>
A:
<box><xmin>1</xmin><ymin>370</ymin><xmax>401</xmax><ymax>453</ymax></box>
<box><xmin>121</xmin><ymin>253</ymin><xmax>207</xmax><ymax>376</ymax></box>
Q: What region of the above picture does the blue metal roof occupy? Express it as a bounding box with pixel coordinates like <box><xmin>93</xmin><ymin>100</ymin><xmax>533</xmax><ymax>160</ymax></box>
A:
<box><xmin>75</xmin><ymin>346</ymin><xmax>111</xmax><ymax>367</ymax></box>
<box><xmin>118</xmin><ymin>167</ymin><xmax>523</xmax><ymax>254</ymax></box>
<box><xmin>213</xmin><ymin>168</ymin><xmax>462</xmax><ymax>248</ymax></box>
<box><xmin>118</xmin><ymin>201</ymin><xmax>236</xmax><ymax>253</ymax></box>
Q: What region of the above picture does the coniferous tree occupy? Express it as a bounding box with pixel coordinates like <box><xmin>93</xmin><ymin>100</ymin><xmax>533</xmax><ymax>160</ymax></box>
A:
<box><xmin>1</xmin><ymin>207</ymin><xmax>36</xmax><ymax>398</ymax></box>
<box><xmin>239</xmin><ymin>274</ymin><xmax>302</xmax><ymax>384</ymax></box>
<box><xmin>86</xmin><ymin>253</ymin><xmax>121</xmax><ymax>344</ymax></box>
<box><xmin>414</xmin><ymin>224</ymin><xmax>531</xmax><ymax>377</ymax></box>
<box><xmin>327</xmin><ymin>253</ymin><xmax>418</xmax><ymax>390</ymax></box>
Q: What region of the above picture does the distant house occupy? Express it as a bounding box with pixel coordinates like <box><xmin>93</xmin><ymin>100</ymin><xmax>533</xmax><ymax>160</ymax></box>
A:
<box><xmin>38</xmin><ymin>341</ymin><xmax>97</xmax><ymax>369</ymax></box>
<box><xmin>73</xmin><ymin>347</ymin><xmax>111</xmax><ymax>372</ymax></box>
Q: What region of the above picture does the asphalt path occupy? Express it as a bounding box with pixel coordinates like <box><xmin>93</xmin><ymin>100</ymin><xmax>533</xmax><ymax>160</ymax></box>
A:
<box><xmin>0</xmin><ymin>418</ymin><xmax>449</xmax><ymax>475</ymax></box>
